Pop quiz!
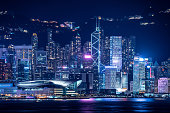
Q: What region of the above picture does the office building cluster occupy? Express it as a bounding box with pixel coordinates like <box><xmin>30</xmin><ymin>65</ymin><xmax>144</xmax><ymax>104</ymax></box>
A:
<box><xmin>0</xmin><ymin>17</ymin><xmax>170</xmax><ymax>97</ymax></box>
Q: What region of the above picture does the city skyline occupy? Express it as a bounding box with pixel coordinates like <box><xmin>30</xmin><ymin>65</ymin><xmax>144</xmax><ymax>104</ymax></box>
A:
<box><xmin>0</xmin><ymin>0</ymin><xmax>170</xmax><ymax>61</ymax></box>
<box><xmin>0</xmin><ymin>1</ymin><xmax>170</xmax><ymax>112</ymax></box>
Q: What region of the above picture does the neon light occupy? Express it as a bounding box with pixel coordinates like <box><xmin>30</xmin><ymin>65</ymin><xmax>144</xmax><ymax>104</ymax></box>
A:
<box><xmin>139</xmin><ymin>58</ymin><xmax>144</xmax><ymax>61</ymax></box>
<box><xmin>147</xmin><ymin>66</ymin><xmax>150</xmax><ymax>68</ymax></box>
<box><xmin>150</xmin><ymin>67</ymin><xmax>152</xmax><ymax>78</ymax></box>
<box><xmin>84</xmin><ymin>55</ymin><xmax>92</xmax><ymax>59</ymax></box>
<box><xmin>105</xmin><ymin>66</ymin><xmax>117</xmax><ymax>68</ymax></box>
<box><xmin>62</xmin><ymin>66</ymin><xmax>68</xmax><ymax>69</ymax></box>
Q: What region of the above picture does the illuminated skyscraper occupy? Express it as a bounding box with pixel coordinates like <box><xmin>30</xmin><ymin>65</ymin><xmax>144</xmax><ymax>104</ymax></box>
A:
<box><xmin>14</xmin><ymin>45</ymin><xmax>32</xmax><ymax>81</ymax></box>
<box><xmin>35</xmin><ymin>50</ymin><xmax>47</xmax><ymax>80</ymax></box>
<box><xmin>121</xmin><ymin>72</ymin><xmax>128</xmax><ymax>89</ymax></box>
<box><xmin>31</xmin><ymin>33</ymin><xmax>38</xmax><ymax>80</ymax></box>
<box><xmin>0</xmin><ymin>59</ymin><xmax>12</xmax><ymax>80</ymax></box>
<box><xmin>109</xmin><ymin>36</ymin><xmax>122</xmax><ymax>89</ymax></box>
<box><xmin>63</xmin><ymin>44</ymin><xmax>70</xmax><ymax>67</ymax></box>
<box><xmin>91</xmin><ymin>16</ymin><xmax>104</xmax><ymax>91</ymax></box>
<box><xmin>122</xmin><ymin>36</ymin><xmax>136</xmax><ymax>89</ymax></box>
<box><xmin>69</xmin><ymin>33</ymin><xmax>82</xmax><ymax>69</ymax></box>
<box><xmin>158</xmin><ymin>78</ymin><xmax>168</xmax><ymax>93</ymax></box>
<box><xmin>46</xmin><ymin>29</ymin><xmax>56</xmax><ymax>74</ymax></box>
<box><xmin>110</xmin><ymin>36</ymin><xmax>122</xmax><ymax>71</ymax></box>
<box><xmin>83</xmin><ymin>41</ymin><xmax>91</xmax><ymax>55</ymax></box>
<box><xmin>55</xmin><ymin>43</ymin><xmax>60</xmax><ymax>67</ymax></box>
<box><xmin>133</xmin><ymin>56</ymin><xmax>146</xmax><ymax>94</ymax></box>
<box><xmin>83</xmin><ymin>42</ymin><xmax>93</xmax><ymax>69</ymax></box>
<box><xmin>74</xmin><ymin>33</ymin><xmax>82</xmax><ymax>68</ymax></box>
<box><xmin>105</xmin><ymin>66</ymin><xmax>117</xmax><ymax>89</ymax></box>
<box><xmin>91</xmin><ymin>16</ymin><xmax>102</xmax><ymax>73</ymax></box>
<box><xmin>101</xmin><ymin>36</ymin><xmax>110</xmax><ymax>66</ymax></box>
<box><xmin>122</xmin><ymin>36</ymin><xmax>136</xmax><ymax>72</ymax></box>
<box><xmin>145</xmin><ymin>59</ymin><xmax>155</xmax><ymax>93</ymax></box>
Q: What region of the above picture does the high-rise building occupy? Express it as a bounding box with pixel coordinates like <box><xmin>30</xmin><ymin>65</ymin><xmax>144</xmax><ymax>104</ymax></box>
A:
<box><xmin>31</xmin><ymin>33</ymin><xmax>38</xmax><ymax>80</ymax></box>
<box><xmin>35</xmin><ymin>50</ymin><xmax>47</xmax><ymax>80</ymax></box>
<box><xmin>91</xmin><ymin>17</ymin><xmax>103</xmax><ymax>73</ymax></box>
<box><xmin>83</xmin><ymin>42</ymin><xmax>93</xmax><ymax>69</ymax></box>
<box><xmin>153</xmin><ymin>61</ymin><xmax>162</xmax><ymax>79</ymax></box>
<box><xmin>7</xmin><ymin>44</ymin><xmax>15</xmax><ymax>80</ymax></box>
<box><xmin>55</xmin><ymin>43</ymin><xmax>61</xmax><ymax>69</ymax></box>
<box><xmin>91</xmin><ymin>16</ymin><xmax>103</xmax><ymax>91</ymax></box>
<box><xmin>110</xmin><ymin>36</ymin><xmax>122</xmax><ymax>71</ymax></box>
<box><xmin>109</xmin><ymin>36</ymin><xmax>122</xmax><ymax>89</ymax></box>
<box><xmin>158</xmin><ymin>78</ymin><xmax>168</xmax><ymax>93</ymax></box>
<box><xmin>17</xmin><ymin>59</ymin><xmax>30</xmax><ymax>81</ymax></box>
<box><xmin>105</xmin><ymin>66</ymin><xmax>117</xmax><ymax>89</ymax></box>
<box><xmin>122</xmin><ymin>36</ymin><xmax>136</xmax><ymax>89</ymax></box>
<box><xmin>145</xmin><ymin>60</ymin><xmax>155</xmax><ymax>93</ymax></box>
<box><xmin>0</xmin><ymin>45</ymin><xmax>13</xmax><ymax>81</ymax></box>
<box><xmin>101</xmin><ymin>36</ymin><xmax>110</xmax><ymax>66</ymax></box>
<box><xmin>161</xmin><ymin>59</ymin><xmax>169</xmax><ymax>77</ymax></box>
<box><xmin>121</xmin><ymin>72</ymin><xmax>128</xmax><ymax>90</ymax></box>
<box><xmin>0</xmin><ymin>59</ymin><xmax>12</xmax><ymax>80</ymax></box>
<box><xmin>14</xmin><ymin>45</ymin><xmax>32</xmax><ymax>81</ymax></box>
<box><xmin>74</xmin><ymin>33</ymin><xmax>82</xmax><ymax>68</ymax></box>
<box><xmin>133</xmin><ymin>56</ymin><xmax>146</xmax><ymax>94</ymax></box>
<box><xmin>69</xmin><ymin>33</ymin><xmax>82</xmax><ymax>69</ymax></box>
<box><xmin>83</xmin><ymin>41</ymin><xmax>91</xmax><ymax>55</ymax></box>
<box><xmin>122</xmin><ymin>36</ymin><xmax>136</xmax><ymax>72</ymax></box>
<box><xmin>46</xmin><ymin>29</ymin><xmax>56</xmax><ymax>74</ymax></box>
<box><xmin>64</xmin><ymin>44</ymin><xmax>71</xmax><ymax>67</ymax></box>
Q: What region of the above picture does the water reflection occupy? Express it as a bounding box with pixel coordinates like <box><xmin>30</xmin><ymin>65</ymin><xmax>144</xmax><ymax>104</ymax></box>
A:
<box><xmin>0</xmin><ymin>98</ymin><xmax>170</xmax><ymax>112</ymax></box>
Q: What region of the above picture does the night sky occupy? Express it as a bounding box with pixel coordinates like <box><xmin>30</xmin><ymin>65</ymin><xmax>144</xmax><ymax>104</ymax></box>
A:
<box><xmin>0</xmin><ymin>0</ymin><xmax>170</xmax><ymax>61</ymax></box>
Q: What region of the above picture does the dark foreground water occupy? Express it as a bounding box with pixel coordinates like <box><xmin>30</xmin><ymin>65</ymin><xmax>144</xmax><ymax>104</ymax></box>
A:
<box><xmin>0</xmin><ymin>98</ymin><xmax>170</xmax><ymax>113</ymax></box>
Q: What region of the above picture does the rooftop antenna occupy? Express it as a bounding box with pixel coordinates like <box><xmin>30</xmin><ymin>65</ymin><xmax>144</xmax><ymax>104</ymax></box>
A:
<box><xmin>96</xmin><ymin>16</ymin><xmax>101</xmax><ymax>31</ymax></box>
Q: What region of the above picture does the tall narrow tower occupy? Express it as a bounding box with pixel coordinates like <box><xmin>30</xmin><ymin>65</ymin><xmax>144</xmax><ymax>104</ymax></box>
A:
<box><xmin>91</xmin><ymin>16</ymin><xmax>102</xmax><ymax>73</ymax></box>
<box><xmin>91</xmin><ymin>16</ymin><xmax>105</xmax><ymax>91</ymax></box>
<box><xmin>32</xmin><ymin>33</ymin><xmax>38</xmax><ymax>80</ymax></box>
<box><xmin>46</xmin><ymin>29</ymin><xmax>56</xmax><ymax>74</ymax></box>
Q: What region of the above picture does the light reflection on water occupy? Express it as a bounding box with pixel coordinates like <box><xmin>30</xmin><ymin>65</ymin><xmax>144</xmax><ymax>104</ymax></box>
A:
<box><xmin>0</xmin><ymin>98</ymin><xmax>170</xmax><ymax>112</ymax></box>
<box><xmin>79</xmin><ymin>98</ymin><xmax>155</xmax><ymax>102</ymax></box>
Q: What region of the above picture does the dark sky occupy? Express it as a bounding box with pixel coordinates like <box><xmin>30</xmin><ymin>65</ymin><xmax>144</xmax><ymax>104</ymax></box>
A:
<box><xmin>0</xmin><ymin>0</ymin><xmax>170</xmax><ymax>61</ymax></box>
<box><xmin>0</xmin><ymin>0</ymin><xmax>169</xmax><ymax>19</ymax></box>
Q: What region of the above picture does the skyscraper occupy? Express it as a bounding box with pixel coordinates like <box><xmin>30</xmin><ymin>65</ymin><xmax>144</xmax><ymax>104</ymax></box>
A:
<box><xmin>31</xmin><ymin>33</ymin><xmax>38</xmax><ymax>80</ymax></box>
<box><xmin>46</xmin><ymin>29</ymin><xmax>56</xmax><ymax>75</ymax></box>
<box><xmin>91</xmin><ymin>16</ymin><xmax>103</xmax><ymax>91</ymax></box>
<box><xmin>133</xmin><ymin>56</ymin><xmax>146</xmax><ymax>94</ymax></box>
<box><xmin>73</xmin><ymin>33</ymin><xmax>82</xmax><ymax>69</ymax></box>
<box><xmin>122</xmin><ymin>36</ymin><xmax>136</xmax><ymax>90</ymax></box>
<box><xmin>158</xmin><ymin>78</ymin><xmax>168</xmax><ymax>94</ymax></box>
<box><xmin>91</xmin><ymin>16</ymin><xmax>102</xmax><ymax>73</ymax></box>
<box><xmin>110</xmin><ymin>36</ymin><xmax>122</xmax><ymax>71</ymax></box>
<box><xmin>101</xmin><ymin>36</ymin><xmax>110</xmax><ymax>66</ymax></box>
<box><xmin>122</xmin><ymin>36</ymin><xmax>136</xmax><ymax>73</ymax></box>
<box><xmin>83</xmin><ymin>41</ymin><xmax>91</xmax><ymax>55</ymax></box>
<box><xmin>109</xmin><ymin>36</ymin><xmax>122</xmax><ymax>90</ymax></box>
<box><xmin>83</xmin><ymin>42</ymin><xmax>93</xmax><ymax>69</ymax></box>
<box><xmin>35</xmin><ymin>50</ymin><xmax>47</xmax><ymax>80</ymax></box>
<box><xmin>105</xmin><ymin>66</ymin><xmax>117</xmax><ymax>89</ymax></box>
<box><xmin>14</xmin><ymin>45</ymin><xmax>32</xmax><ymax>81</ymax></box>
<box><xmin>0</xmin><ymin>59</ymin><xmax>12</xmax><ymax>80</ymax></box>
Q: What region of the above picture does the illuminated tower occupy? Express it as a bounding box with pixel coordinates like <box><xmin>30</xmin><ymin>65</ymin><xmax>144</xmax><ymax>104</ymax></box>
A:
<box><xmin>91</xmin><ymin>16</ymin><xmax>102</xmax><ymax>73</ymax></box>
<box><xmin>110</xmin><ymin>36</ymin><xmax>122</xmax><ymax>71</ymax></box>
<box><xmin>32</xmin><ymin>33</ymin><xmax>38</xmax><ymax>80</ymax></box>
<box><xmin>74</xmin><ymin>33</ymin><xmax>82</xmax><ymax>69</ymax></box>
<box><xmin>14</xmin><ymin>45</ymin><xmax>32</xmax><ymax>81</ymax></box>
<box><xmin>69</xmin><ymin>33</ymin><xmax>82</xmax><ymax>70</ymax></box>
<box><xmin>91</xmin><ymin>16</ymin><xmax>106</xmax><ymax>91</ymax></box>
<box><xmin>46</xmin><ymin>29</ymin><xmax>56</xmax><ymax>74</ymax></box>
<box><xmin>133</xmin><ymin>57</ymin><xmax>146</xmax><ymax>94</ymax></box>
